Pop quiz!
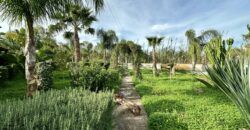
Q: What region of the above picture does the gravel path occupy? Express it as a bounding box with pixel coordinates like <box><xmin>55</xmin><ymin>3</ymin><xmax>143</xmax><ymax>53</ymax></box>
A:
<box><xmin>112</xmin><ymin>76</ymin><xmax>148</xmax><ymax>130</ymax></box>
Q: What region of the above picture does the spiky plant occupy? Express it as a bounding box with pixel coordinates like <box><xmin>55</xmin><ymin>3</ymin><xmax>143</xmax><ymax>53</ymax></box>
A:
<box><xmin>200</xmin><ymin>40</ymin><xmax>250</xmax><ymax>126</ymax></box>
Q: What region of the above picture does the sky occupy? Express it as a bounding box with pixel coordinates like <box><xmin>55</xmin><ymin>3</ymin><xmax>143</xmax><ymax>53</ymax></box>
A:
<box><xmin>0</xmin><ymin>0</ymin><xmax>250</xmax><ymax>49</ymax></box>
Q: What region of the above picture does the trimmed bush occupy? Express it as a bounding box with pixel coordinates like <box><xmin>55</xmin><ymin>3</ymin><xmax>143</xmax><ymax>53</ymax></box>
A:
<box><xmin>36</xmin><ymin>61</ymin><xmax>54</xmax><ymax>91</ymax></box>
<box><xmin>0</xmin><ymin>88</ymin><xmax>113</xmax><ymax>130</ymax></box>
<box><xmin>68</xmin><ymin>63</ymin><xmax>121</xmax><ymax>91</ymax></box>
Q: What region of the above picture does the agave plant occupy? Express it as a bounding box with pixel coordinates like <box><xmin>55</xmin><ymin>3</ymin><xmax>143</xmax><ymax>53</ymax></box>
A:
<box><xmin>201</xmin><ymin>53</ymin><xmax>250</xmax><ymax>126</ymax></box>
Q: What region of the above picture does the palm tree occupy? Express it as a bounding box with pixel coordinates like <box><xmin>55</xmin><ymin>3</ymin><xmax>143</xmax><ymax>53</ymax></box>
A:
<box><xmin>81</xmin><ymin>41</ymin><xmax>93</xmax><ymax>61</ymax></box>
<box><xmin>0</xmin><ymin>0</ymin><xmax>103</xmax><ymax>96</ymax></box>
<box><xmin>243</xmin><ymin>24</ymin><xmax>250</xmax><ymax>42</ymax></box>
<box><xmin>146</xmin><ymin>36</ymin><xmax>164</xmax><ymax>77</ymax></box>
<box><xmin>185</xmin><ymin>29</ymin><xmax>200</xmax><ymax>71</ymax></box>
<box><xmin>128</xmin><ymin>41</ymin><xmax>143</xmax><ymax>80</ymax></box>
<box><xmin>97</xmin><ymin>29</ymin><xmax>118</xmax><ymax>63</ymax></box>
<box><xmin>199</xmin><ymin>29</ymin><xmax>221</xmax><ymax>65</ymax></box>
<box><xmin>50</xmin><ymin>4</ymin><xmax>97</xmax><ymax>62</ymax></box>
<box><xmin>0</xmin><ymin>0</ymin><xmax>77</xmax><ymax>96</ymax></box>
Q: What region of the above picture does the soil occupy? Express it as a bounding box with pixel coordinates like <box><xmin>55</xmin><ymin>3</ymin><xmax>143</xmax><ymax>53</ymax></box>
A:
<box><xmin>112</xmin><ymin>76</ymin><xmax>149</xmax><ymax>130</ymax></box>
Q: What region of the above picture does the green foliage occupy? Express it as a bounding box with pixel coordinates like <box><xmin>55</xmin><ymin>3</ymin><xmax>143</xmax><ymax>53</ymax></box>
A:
<box><xmin>0</xmin><ymin>70</ymin><xmax>70</xmax><ymax>101</ymax></box>
<box><xmin>36</xmin><ymin>61</ymin><xmax>54</xmax><ymax>91</ymax></box>
<box><xmin>68</xmin><ymin>63</ymin><xmax>121</xmax><ymax>91</ymax></box>
<box><xmin>135</xmin><ymin>70</ymin><xmax>248</xmax><ymax>129</ymax></box>
<box><xmin>201</xmin><ymin>51</ymin><xmax>250</xmax><ymax>126</ymax></box>
<box><xmin>149</xmin><ymin>112</ymin><xmax>187</xmax><ymax>130</ymax></box>
<box><xmin>0</xmin><ymin>88</ymin><xmax>113</xmax><ymax>130</ymax></box>
<box><xmin>0</xmin><ymin>66</ymin><xmax>8</xmax><ymax>80</ymax></box>
<box><xmin>205</xmin><ymin>38</ymin><xmax>234</xmax><ymax>65</ymax></box>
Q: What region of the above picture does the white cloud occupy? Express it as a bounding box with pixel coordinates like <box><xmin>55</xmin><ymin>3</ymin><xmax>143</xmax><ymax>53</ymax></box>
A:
<box><xmin>151</xmin><ymin>23</ymin><xmax>173</xmax><ymax>32</ymax></box>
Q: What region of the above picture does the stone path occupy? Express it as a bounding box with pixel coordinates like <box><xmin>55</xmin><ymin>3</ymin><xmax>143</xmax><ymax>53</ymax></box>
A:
<box><xmin>113</xmin><ymin>76</ymin><xmax>148</xmax><ymax>130</ymax></box>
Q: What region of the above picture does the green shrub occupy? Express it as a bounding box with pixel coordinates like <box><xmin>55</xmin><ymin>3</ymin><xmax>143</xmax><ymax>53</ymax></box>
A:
<box><xmin>36</xmin><ymin>61</ymin><xmax>54</xmax><ymax>91</ymax></box>
<box><xmin>68</xmin><ymin>63</ymin><xmax>121</xmax><ymax>91</ymax></box>
<box><xmin>0</xmin><ymin>88</ymin><xmax>113</xmax><ymax>130</ymax></box>
<box><xmin>116</xmin><ymin>65</ymin><xmax>128</xmax><ymax>77</ymax></box>
<box><xmin>149</xmin><ymin>112</ymin><xmax>187</xmax><ymax>130</ymax></box>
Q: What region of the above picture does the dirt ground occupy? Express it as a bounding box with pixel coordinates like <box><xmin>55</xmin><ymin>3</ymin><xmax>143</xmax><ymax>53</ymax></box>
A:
<box><xmin>112</xmin><ymin>76</ymin><xmax>148</xmax><ymax>130</ymax></box>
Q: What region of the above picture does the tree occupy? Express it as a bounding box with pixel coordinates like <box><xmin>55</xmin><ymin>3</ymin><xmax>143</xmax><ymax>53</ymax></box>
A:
<box><xmin>243</xmin><ymin>24</ymin><xmax>250</xmax><ymax>43</ymax></box>
<box><xmin>198</xmin><ymin>29</ymin><xmax>221</xmax><ymax>64</ymax></box>
<box><xmin>97</xmin><ymin>29</ymin><xmax>118</xmax><ymax>63</ymax></box>
<box><xmin>0</xmin><ymin>0</ymin><xmax>103</xmax><ymax>96</ymax></box>
<box><xmin>0</xmin><ymin>0</ymin><xmax>78</xmax><ymax>96</ymax></box>
<box><xmin>185</xmin><ymin>29</ymin><xmax>199</xmax><ymax>71</ymax></box>
<box><xmin>146</xmin><ymin>36</ymin><xmax>164</xmax><ymax>77</ymax></box>
<box><xmin>128</xmin><ymin>41</ymin><xmax>143</xmax><ymax>80</ymax></box>
<box><xmin>81</xmin><ymin>41</ymin><xmax>93</xmax><ymax>62</ymax></box>
<box><xmin>50</xmin><ymin>4</ymin><xmax>97</xmax><ymax>62</ymax></box>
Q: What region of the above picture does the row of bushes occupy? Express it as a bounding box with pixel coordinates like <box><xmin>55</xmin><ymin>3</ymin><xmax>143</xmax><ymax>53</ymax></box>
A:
<box><xmin>68</xmin><ymin>63</ymin><xmax>121</xmax><ymax>91</ymax></box>
<box><xmin>0</xmin><ymin>88</ymin><xmax>113</xmax><ymax>130</ymax></box>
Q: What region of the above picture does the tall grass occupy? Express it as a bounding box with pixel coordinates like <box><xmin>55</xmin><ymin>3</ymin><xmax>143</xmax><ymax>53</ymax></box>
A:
<box><xmin>0</xmin><ymin>88</ymin><xmax>113</xmax><ymax>130</ymax></box>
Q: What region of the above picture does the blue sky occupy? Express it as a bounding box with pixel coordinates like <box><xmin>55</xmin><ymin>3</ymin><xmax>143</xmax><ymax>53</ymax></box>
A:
<box><xmin>0</xmin><ymin>0</ymin><xmax>250</xmax><ymax>48</ymax></box>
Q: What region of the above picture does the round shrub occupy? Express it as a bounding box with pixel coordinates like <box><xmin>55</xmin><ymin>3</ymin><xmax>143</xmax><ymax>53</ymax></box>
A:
<box><xmin>68</xmin><ymin>63</ymin><xmax>121</xmax><ymax>91</ymax></box>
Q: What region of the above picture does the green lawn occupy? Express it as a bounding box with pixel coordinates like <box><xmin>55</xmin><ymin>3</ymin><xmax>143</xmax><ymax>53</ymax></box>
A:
<box><xmin>0</xmin><ymin>70</ymin><xmax>70</xmax><ymax>101</ymax></box>
<box><xmin>134</xmin><ymin>69</ymin><xmax>248</xmax><ymax>129</ymax></box>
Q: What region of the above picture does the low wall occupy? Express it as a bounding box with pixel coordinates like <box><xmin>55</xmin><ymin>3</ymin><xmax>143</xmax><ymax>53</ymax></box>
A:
<box><xmin>127</xmin><ymin>63</ymin><xmax>205</xmax><ymax>71</ymax></box>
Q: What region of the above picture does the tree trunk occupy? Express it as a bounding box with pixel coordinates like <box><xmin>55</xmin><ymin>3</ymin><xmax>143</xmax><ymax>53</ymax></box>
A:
<box><xmin>192</xmin><ymin>49</ymin><xmax>197</xmax><ymax>71</ymax></box>
<box><xmin>24</xmin><ymin>18</ymin><xmax>37</xmax><ymax>97</ymax></box>
<box><xmin>103</xmin><ymin>49</ymin><xmax>107</xmax><ymax>63</ymax></box>
<box><xmin>74</xmin><ymin>25</ymin><xmax>80</xmax><ymax>62</ymax></box>
<box><xmin>152</xmin><ymin>46</ymin><xmax>158</xmax><ymax>76</ymax></box>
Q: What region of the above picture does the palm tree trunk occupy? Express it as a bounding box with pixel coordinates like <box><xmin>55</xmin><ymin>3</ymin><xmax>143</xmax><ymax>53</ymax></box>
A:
<box><xmin>192</xmin><ymin>49</ymin><xmax>197</xmax><ymax>71</ymax></box>
<box><xmin>24</xmin><ymin>18</ymin><xmax>37</xmax><ymax>97</ymax></box>
<box><xmin>74</xmin><ymin>25</ymin><xmax>80</xmax><ymax>62</ymax></box>
<box><xmin>152</xmin><ymin>46</ymin><xmax>158</xmax><ymax>76</ymax></box>
<box><xmin>103</xmin><ymin>49</ymin><xmax>106</xmax><ymax>63</ymax></box>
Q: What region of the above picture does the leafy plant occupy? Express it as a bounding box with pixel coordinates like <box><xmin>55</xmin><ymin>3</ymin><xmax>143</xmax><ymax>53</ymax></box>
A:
<box><xmin>36</xmin><ymin>61</ymin><xmax>54</xmax><ymax>91</ymax></box>
<box><xmin>201</xmin><ymin>57</ymin><xmax>250</xmax><ymax>126</ymax></box>
<box><xmin>68</xmin><ymin>63</ymin><xmax>121</xmax><ymax>91</ymax></box>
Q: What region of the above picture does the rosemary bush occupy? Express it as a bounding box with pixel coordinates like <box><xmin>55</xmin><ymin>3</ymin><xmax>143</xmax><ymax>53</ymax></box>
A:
<box><xmin>0</xmin><ymin>88</ymin><xmax>113</xmax><ymax>130</ymax></box>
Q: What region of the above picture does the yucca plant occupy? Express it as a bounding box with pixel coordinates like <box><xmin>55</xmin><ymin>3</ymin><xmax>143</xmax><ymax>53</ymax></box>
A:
<box><xmin>200</xmin><ymin>43</ymin><xmax>250</xmax><ymax>126</ymax></box>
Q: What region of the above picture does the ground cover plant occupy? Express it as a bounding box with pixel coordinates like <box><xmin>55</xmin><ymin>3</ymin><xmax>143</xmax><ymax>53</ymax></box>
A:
<box><xmin>134</xmin><ymin>69</ymin><xmax>249</xmax><ymax>129</ymax></box>
<box><xmin>0</xmin><ymin>88</ymin><xmax>113</xmax><ymax>130</ymax></box>
<box><xmin>0</xmin><ymin>70</ymin><xmax>70</xmax><ymax>101</ymax></box>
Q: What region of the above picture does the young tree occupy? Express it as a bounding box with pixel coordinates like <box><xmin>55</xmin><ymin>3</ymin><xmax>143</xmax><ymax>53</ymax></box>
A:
<box><xmin>185</xmin><ymin>29</ymin><xmax>199</xmax><ymax>71</ymax></box>
<box><xmin>97</xmin><ymin>29</ymin><xmax>118</xmax><ymax>63</ymax></box>
<box><xmin>146</xmin><ymin>36</ymin><xmax>164</xmax><ymax>77</ymax></box>
<box><xmin>128</xmin><ymin>41</ymin><xmax>143</xmax><ymax>80</ymax></box>
<box><xmin>50</xmin><ymin>4</ymin><xmax>97</xmax><ymax>62</ymax></box>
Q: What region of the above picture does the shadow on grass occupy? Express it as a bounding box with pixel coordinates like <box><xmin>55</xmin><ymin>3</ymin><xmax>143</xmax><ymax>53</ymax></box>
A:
<box><xmin>144</xmin><ymin>99</ymin><xmax>185</xmax><ymax>114</ymax></box>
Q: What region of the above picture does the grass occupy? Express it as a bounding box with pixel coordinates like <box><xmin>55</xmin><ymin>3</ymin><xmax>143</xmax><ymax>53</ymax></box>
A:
<box><xmin>0</xmin><ymin>70</ymin><xmax>70</xmax><ymax>101</ymax></box>
<box><xmin>134</xmin><ymin>69</ymin><xmax>249</xmax><ymax>129</ymax></box>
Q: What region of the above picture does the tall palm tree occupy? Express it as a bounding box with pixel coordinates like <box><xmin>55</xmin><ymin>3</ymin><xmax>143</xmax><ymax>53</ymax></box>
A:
<box><xmin>146</xmin><ymin>36</ymin><xmax>164</xmax><ymax>77</ymax></box>
<box><xmin>50</xmin><ymin>4</ymin><xmax>97</xmax><ymax>62</ymax></box>
<box><xmin>0</xmin><ymin>0</ymin><xmax>103</xmax><ymax>96</ymax></box>
<box><xmin>97</xmin><ymin>29</ymin><xmax>118</xmax><ymax>63</ymax></box>
<box><xmin>0</xmin><ymin>0</ymin><xmax>79</xmax><ymax>96</ymax></box>
<box><xmin>185</xmin><ymin>29</ymin><xmax>199</xmax><ymax>71</ymax></box>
